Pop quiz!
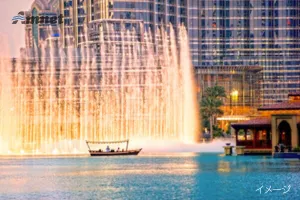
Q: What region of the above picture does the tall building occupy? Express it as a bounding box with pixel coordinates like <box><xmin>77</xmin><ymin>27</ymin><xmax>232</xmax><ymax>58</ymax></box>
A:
<box><xmin>91</xmin><ymin>0</ymin><xmax>188</xmax><ymax>30</ymax></box>
<box><xmin>60</xmin><ymin>0</ymin><xmax>300</xmax><ymax>105</ymax></box>
<box><xmin>197</xmin><ymin>0</ymin><xmax>300</xmax><ymax>105</ymax></box>
<box><xmin>59</xmin><ymin>0</ymin><xmax>93</xmax><ymax>47</ymax></box>
<box><xmin>25</xmin><ymin>0</ymin><xmax>60</xmax><ymax>48</ymax></box>
<box><xmin>60</xmin><ymin>0</ymin><xmax>189</xmax><ymax>46</ymax></box>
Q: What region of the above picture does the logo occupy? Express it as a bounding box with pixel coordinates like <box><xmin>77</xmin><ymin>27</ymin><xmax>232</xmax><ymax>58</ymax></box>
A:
<box><xmin>12</xmin><ymin>11</ymin><xmax>64</xmax><ymax>25</ymax></box>
<box><xmin>12</xmin><ymin>12</ymin><xmax>26</xmax><ymax>24</ymax></box>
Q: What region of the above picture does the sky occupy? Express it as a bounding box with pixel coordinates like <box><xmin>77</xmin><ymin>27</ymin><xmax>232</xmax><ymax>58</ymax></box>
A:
<box><xmin>0</xmin><ymin>0</ymin><xmax>33</xmax><ymax>57</ymax></box>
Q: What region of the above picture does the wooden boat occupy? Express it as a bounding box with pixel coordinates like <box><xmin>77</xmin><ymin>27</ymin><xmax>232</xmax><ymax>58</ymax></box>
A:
<box><xmin>86</xmin><ymin>140</ymin><xmax>142</xmax><ymax>157</ymax></box>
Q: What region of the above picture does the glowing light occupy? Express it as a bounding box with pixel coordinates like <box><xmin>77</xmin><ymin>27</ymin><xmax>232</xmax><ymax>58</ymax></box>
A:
<box><xmin>231</xmin><ymin>90</ymin><xmax>239</xmax><ymax>102</ymax></box>
<box><xmin>52</xmin><ymin>149</ymin><xmax>58</xmax><ymax>155</ymax></box>
<box><xmin>0</xmin><ymin>25</ymin><xmax>200</xmax><ymax>155</ymax></box>
<box><xmin>73</xmin><ymin>148</ymin><xmax>78</xmax><ymax>154</ymax></box>
<box><xmin>231</xmin><ymin>90</ymin><xmax>239</xmax><ymax>97</ymax></box>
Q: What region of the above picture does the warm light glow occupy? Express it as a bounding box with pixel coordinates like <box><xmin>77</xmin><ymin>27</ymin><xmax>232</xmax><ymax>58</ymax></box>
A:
<box><xmin>52</xmin><ymin>149</ymin><xmax>58</xmax><ymax>155</ymax></box>
<box><xmin>0</xmin><ymin>25</ymin><xmax>200</xmax><ymax>154</ymax></box>
<box><xmin>231</xmin><ymin>90</ymin><xmax>239</xmax><ymax>102</ymax></box>
<box><xmin>231</xmin><ymin>90</ymin><xmax>239</xmax><ymax>97</ymax></box>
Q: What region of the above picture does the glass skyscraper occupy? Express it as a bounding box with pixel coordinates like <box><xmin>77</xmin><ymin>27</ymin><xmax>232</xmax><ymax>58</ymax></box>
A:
<box><xmin>59</xmin><ymin>0</ymin><xmax>300</xmax><ymax>105</ymax></box>
<box><xmin>25</xmin><ymin>0</ymin><xmax>60</xmax><ymax>48</ymax></box>
<box><xmin>196</xmin><ymin>0</ymin><xmax>300</xmax><ymax>105</ymax></box>
<box><xmin>91</xmin><ymin>0</ymin><xmax>188</xmax><ymax>29</ymax></box>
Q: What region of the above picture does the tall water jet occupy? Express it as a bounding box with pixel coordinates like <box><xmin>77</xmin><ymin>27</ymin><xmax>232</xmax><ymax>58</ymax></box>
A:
<box><xmin>0</xmin><ymin>25</ymin><xmax>200</xmax><ymax>155</ymax></box>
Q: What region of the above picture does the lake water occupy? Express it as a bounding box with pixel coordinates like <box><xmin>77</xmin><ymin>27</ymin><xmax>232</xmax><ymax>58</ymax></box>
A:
<box><xmin>0</xmin><ymin>153</ymin><xmax>299</xmax><ymax>200</ymax></box>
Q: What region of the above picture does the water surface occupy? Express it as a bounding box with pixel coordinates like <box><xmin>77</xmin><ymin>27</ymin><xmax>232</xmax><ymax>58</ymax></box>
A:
<box><xmin>0</xmin><ymin>153</ymin><xmax>299</xmax><ymax>200</ymax></box>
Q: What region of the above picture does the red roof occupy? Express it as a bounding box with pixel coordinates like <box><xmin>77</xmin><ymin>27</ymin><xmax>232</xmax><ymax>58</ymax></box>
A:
<box><xmin>231</xmin><ymin>118</ymin><xmax>271</xmax><ymax>128</ymax></box>
<box><xmin>258</xmin><ymin>102</ymin><xmax>300</xmax><ymax>111</ymax></box>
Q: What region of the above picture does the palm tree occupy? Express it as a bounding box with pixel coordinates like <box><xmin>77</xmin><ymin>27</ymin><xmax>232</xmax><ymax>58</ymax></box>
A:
<box><xmin>201</xmin><ymin>86</ymin><xmax>226</xmax><ymax>139</ymax></box>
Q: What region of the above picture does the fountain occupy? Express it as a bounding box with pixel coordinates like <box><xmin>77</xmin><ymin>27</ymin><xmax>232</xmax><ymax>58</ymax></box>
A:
<box><xmin>0</xmin><ymin>25</ymin><xmax>200</xmax><ymax>155</ymax></box>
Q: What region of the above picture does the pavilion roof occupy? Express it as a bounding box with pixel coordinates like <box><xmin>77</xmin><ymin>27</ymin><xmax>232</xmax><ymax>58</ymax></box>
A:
<box><xmin>258</xmin><ymin>102</ymin><xmax>300</xmax><ymax>111</ymax></box>
<box><xmin>231</xmin><ymin>118</ymin><xmax>271</xmax><ymax>129</ymax></box>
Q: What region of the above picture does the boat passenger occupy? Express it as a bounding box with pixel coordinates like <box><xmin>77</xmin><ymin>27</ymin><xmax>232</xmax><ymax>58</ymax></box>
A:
<box><xmin>106</xmin><ymin>145</ymin><xmax>110</xmax><ymax>152</ymax></box>
<box><xmin>117</xmin><ymin>147</ymin><xmax>120</xmax><ymax>152</ymax></box>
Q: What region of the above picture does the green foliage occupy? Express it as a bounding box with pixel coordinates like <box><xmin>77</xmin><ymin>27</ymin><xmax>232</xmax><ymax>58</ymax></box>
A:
<box><xmin>293</xmin><ymin>147</ymin><xmax>300</xmax><ymax>152</ymax></box>
<box><xmin>201</xmin><ymin>85</ymin><xmax>226</xmax><ymax>119</ymax></box>
<box><xmin>212</xmin><ymin>125</ymin><xmax>224</xmax><ymax>138</ymax></box>
<box><xmin>226</xmin><ymin>123</ymin><xmax>231</xmax><ymax>135</ymax></box>
<box><xmin>202</xmin><ymin>118</ymin><xmax>210</xmax><ymax>129</ymax></box>
<box><xmin>200</xmin><ymin>85</ymin><xmax>226</xmax><ymax>138</ymax></box>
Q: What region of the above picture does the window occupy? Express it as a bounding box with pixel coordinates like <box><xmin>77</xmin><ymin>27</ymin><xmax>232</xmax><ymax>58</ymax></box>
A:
<box><xmin>246</xmin><ymin>130</ymin><xmax>253</xmax><ymax>140</ymax></box>
<box><xmin>238</xmin><ymin>130</ymin><xmax>245</xmax><ymax>141</ymax></box>
<box><xmin>258</xmin><ymin>130</ymin><xmax>267</xmax><ymax>140</ymax></box>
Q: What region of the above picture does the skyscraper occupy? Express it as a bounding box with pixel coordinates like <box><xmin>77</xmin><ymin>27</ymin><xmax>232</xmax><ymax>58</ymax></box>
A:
<box><xmin>25</xmin><ymin>0</ymin><xmax>60</xmax><ymax>48</ymax></box>
<box><xmin>197</xmin><ymin>0</ymin><xmax>300</xmax><ymax>105</ymax></box>
<box><xmin>60</xmin><ymin>0</ymin><xmax>92</xmax><ymax>47</ymax></box>
<box><xmin>59</xmin><ymin>0</ymin><xmax>300</xmax><ymax>105</ymax></box>
<box><xmin>60</xmin><ymin>0</ymin><xmax>189</xmax><ymax>46</ymax></box>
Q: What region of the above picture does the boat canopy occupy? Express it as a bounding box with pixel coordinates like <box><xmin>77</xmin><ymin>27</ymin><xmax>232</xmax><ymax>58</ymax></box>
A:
<box><xmin>86</xmin><ymin>140</ymin><xmax>129</xmax><ymax>151</ymax></box>
<box><xmin>86</xmin><ymin>140</ymin><xmax>129</xmax><ymax>144</ymax></box>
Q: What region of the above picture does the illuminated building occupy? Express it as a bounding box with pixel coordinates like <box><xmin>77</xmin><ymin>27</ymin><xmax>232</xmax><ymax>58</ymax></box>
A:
<box><xmin>196</xmin><ymin>66</ymin><xmax>262</xmax><ymax>130</ymax></box>
<box><xmin>58</xmin><ymin>0</ymin><xmax>300</xmax><ymax>106</ymax></box>
<box><xmin>232</xmin><ymin>92</ymin><xmax>300</xmax><ymax>155</ymax></box>
<box><xmin>197</xmin><ymin>0</ymin><xmax>300</xmax><ymax>105</ymax></box>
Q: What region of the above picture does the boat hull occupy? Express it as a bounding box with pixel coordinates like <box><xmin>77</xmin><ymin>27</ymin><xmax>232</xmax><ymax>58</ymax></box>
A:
<box><xmin>89</xmin><ymin>149</ymin><xmax>142</xmax><ymax>156</ymax></box>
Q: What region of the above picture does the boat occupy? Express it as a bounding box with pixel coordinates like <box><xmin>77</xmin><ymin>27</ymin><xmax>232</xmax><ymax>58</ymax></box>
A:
<box><xmin>86</xmin><ymin>140</ymin><xmax>142</xmax><ymax>156</ymax></box>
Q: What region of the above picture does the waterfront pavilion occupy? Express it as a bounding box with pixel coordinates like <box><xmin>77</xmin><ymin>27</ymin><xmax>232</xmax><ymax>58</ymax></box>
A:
<box><xmin>232</xmin><ymin>92</ymin><xmax>300</xmax><ymax>155</ymax></box>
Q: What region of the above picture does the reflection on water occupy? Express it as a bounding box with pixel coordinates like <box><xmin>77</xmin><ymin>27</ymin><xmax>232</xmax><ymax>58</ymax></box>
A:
<box><xmin>0</xmin><ymin>154</ymin><xmax>299</xmax><ymax>199</ymax></box>
<box><xmin>217</xmin><ymin>161</ymin><xmax>231</xmax><ymax>173</ymax></box>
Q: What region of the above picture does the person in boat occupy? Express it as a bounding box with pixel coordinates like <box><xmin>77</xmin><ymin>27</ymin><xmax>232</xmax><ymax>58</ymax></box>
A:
<box><xmin>99</xmin><ymin>149</ymin><xmax>102</xmax><ymax>152</ymax></box>
<box><xmin>106</xmin><ymin>145</ymin><xmax>110</xmax><ymax>152</ymax></box>
<box><xmin>117</xmin><ymin>147</ymin><xmax>120</xmax><ymax>152</ymax></box>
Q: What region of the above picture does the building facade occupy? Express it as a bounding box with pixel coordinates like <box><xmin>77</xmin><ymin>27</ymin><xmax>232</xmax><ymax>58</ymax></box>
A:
<box><xmin>196</xmin><ymin>66</ymin><xmax>262</xmax><ymax>131</ymax></box>
<box><xmin>59</xmin><ymin>0</ymin><xmax>93</xmax><ymax>47</ymax></box>
<box><xmin>197</xmin><ymin>0</ymin><xmax>300</xmax><ymax>105</ymax></box>
<box><xmin>25</xmin><ymin>0</ymin><xmax>60</xmax><ymax>48</ymax></box>
<box><xmin>47</xmin><ymin>0</ymin><xmax>300</xmax><ymax>105</ymax></box>
<box><xmin>60</xmin><ymin>0</ymin><xmax>189</xmax><ymax>46</ymax></box>
<box><xmin>232</xmin><ymin>92</ymin><xmax>300</xmax><ymax>154</ymax></box>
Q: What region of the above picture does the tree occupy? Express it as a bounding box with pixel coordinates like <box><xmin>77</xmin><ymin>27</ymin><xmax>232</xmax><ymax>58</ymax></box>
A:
<box><xmin>201</xmin><ymin>85</ymin><xmax>226</xmax><ymax>139</ymax></box>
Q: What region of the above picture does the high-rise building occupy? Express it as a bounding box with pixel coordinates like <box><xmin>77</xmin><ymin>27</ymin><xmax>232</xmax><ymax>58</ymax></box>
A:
<box><xmin>59</xmin><ymin>0</ymin><xmax>93</xmax><ymax>47</ymax></box>
<box><xmin>25</xmin><ymin>0</ymin><xmax>60</xmax><ymax>48</ymax></box>
<box><xmin>60</xmin><ymin>0</ymin><xmax>189</xmax><ymax>46</ymax></box>
<box><xmin>59</xmin><ymin>0</ymin><xmax>300</xmax><ymax>105</ymax></box>
<box><xmin>91</xmin><ymin>0</ymin><xmax>188</xmax><ymax>30</ymax></box>
<box><xmin>197</xmin><ymin>0</ymin><xmax>300</xmax><ymax>105</ymax></box>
